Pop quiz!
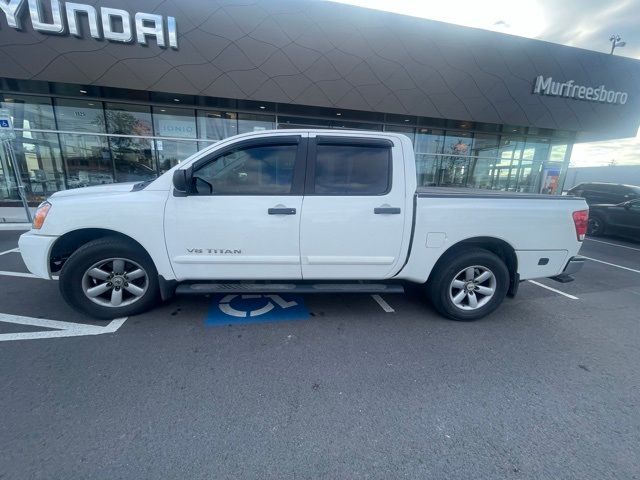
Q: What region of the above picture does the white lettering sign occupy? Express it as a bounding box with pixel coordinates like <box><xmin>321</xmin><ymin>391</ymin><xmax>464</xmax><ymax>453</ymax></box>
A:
<box><xmin>0</xmin><ymin>0</ymin><xmax>178</xmax><ymax>48</ymax></box>
<box><xmin>533</xmin><ymin>76</ymin><xmax>628</xmax><ymax>105</ymax></box>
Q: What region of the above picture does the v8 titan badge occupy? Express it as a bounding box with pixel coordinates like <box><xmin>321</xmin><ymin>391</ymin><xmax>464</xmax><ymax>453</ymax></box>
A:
<box><xmin>205</xmin><ymin>294</ymin><xmax>309</xmax><ymax>326</ymax></box>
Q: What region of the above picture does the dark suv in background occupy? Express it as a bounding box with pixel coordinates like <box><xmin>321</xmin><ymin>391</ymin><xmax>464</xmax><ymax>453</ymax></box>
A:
<box><xmin>567</xmin><ymin>183</ymin><xmax>640</xmax><ymax>240</ymax></box>
<box><xmin>566</xmin><ymin>182</ymin><xmax>640</xmax><ymax>205</ymax></box>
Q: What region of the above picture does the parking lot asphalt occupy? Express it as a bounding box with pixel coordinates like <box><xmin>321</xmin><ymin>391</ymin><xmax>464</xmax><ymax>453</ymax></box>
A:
<box><xmin>1</xmin><ymin>230</ymin><xmax>639</xmax><ymax>480</ymax></box>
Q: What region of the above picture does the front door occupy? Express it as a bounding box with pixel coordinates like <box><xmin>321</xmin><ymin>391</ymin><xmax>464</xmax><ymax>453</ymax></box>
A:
<box><xmin>164</xmin><ymin>134</ymin><xmax>307</xmax><ymax>280</ymax></box>
<box><xmin>299</xmin><ymin>135</ymin><xmax>407</xmax><ymax>279</ymax></box>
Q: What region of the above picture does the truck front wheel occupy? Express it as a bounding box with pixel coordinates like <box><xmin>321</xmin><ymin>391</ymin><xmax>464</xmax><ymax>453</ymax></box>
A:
<box><xmin>59</xmin><ymin>237</ymin><xmax>160</xmax><ymax>319</ymax></box>
<box><xmin>427</xmin><ymin>248</ymin><xmax>509</xmax><ymax>321</ymax></box>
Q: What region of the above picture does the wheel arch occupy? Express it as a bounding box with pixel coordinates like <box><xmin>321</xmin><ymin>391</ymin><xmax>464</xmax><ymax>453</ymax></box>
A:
<box><xmin>429</xmin><ymin>236</ymin><xmax>519</xmax><ymax>293</ymax></box>
<box><xmin>49</xmin><ymin>228</ymin><xmax>153</xmax><ymax>274</ymax></box>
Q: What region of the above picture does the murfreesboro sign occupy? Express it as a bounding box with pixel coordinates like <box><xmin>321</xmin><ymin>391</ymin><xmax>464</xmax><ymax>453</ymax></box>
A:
<box><xmin>533</xmin><ymin>75</ymin><xmax>628</xmax><ymax>105</ymax></box>
<box><xmin>0</xmin><ymin>0</ymin><xmax>178</xmax><ymax>48</ymax></box>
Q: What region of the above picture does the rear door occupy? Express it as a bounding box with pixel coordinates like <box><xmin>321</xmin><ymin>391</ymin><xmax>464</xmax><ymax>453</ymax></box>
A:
<box><xmin>299</xmin><ymin>135</ymin><xmax>407</xmax><ymax>279</ymax></box>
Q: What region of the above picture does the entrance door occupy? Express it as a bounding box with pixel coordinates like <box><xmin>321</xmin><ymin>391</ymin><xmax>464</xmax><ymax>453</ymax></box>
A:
<box><xmin>300</xmin><ymin>136</ymin><xmax>407</xmax><ymax>279</ymax></box>
<box><xmin>164</xmin><ymin>135</ymin><xmax>308</xmax><ymax>280</ymax></box>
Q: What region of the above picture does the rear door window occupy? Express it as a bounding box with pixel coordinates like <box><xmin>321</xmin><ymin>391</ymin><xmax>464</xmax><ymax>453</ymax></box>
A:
<box><xmin>311</xmin><ymin>143</ymin><xmax>391</xmax><ymax>195</ymax></box>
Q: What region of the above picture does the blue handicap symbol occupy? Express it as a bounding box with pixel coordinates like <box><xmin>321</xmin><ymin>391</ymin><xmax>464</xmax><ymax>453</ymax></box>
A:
<box><xmin>0</xmin><ymin>120</ymin><xmax>9</xmax><ymax>128</ymax></box>
<box><xmin>205</xmin><ymin>293</ymin><xmax>309</xmax><ymax>326</ymax></box>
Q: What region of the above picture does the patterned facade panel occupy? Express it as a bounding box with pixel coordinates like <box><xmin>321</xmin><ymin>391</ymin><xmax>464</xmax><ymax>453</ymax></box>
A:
<box><xmin>0</xmin><ymin>0</ymin><xmax>639</xmax><ymax>139</ymax></box>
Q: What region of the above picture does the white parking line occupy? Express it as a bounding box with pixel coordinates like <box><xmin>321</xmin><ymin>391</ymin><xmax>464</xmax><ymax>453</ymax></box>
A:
<box><xmin>585</xmin><ymin>238</ymin><xmax>640</xmax><ymax>252</ymax></box>
<box><xmin>0</xmin><ymin>248</ymin><xmax>19</xmax><ymax>256</ymax></box>
<box><xmin>0</xmin><ymin>270</ymin><xmax>38</xmax><ymax>279</ymax></box>
<box><xmin>0</xmin><ymin>313</ymin><xmax>127</xmax><ymax>342</ymax></box>
<box><xmin>528</xmin><ymin>280</ymin><xmax>579</xmax><ymax>300</ymax></box>
<box><xmin>0</xmin><ymin>270</ymin><xmax>58</xmax><ymax>280</ymax></box>
<box><xmin>371</xmin><ymin>294</ymin><xmax>395</xmax><ymax>312</ymax></box>
<box><xmin>582</xmin><ymin>256</ymin><xmax>640</xmax><ymax>274</ymax></box>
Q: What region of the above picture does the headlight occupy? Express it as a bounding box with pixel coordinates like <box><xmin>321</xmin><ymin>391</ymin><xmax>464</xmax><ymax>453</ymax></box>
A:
<box><xmin>32</xmin><ymin>201</ymin><xmax>52</xmax><ymax>230</ymax></box>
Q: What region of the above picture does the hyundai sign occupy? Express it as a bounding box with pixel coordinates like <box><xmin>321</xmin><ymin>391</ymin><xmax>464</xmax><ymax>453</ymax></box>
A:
<box><xmin>0</xmin><ymin>0</ymin><xmax>178</xmax><ymax>49</ymax></box>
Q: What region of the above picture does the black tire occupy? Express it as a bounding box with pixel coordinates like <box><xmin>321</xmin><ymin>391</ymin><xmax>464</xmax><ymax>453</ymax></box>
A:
<box><xmin>427</xmin><ymin>248</ymin><xmax>510</xmax><ymax>321</ymax></box>
<box><xmin>59</xmin><ymin>237</ymin><xmax>160</xmax><ymax>319</ymax></box>
<box><xmin>587</xmin><ymin>214</ymin><xmax>606</xmax><ymax>236</ymax></box>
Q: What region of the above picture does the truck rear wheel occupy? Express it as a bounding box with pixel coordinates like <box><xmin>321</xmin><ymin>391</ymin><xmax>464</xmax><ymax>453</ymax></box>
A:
<box><xmin>59</xmin><ymin>237</ymin><xmax>160</xmax><ymax>319</ymax></box>
<box><xmin>427</xmin><ymin>248</ymin><xmax>509</xmax><ymax>321</ymax></box>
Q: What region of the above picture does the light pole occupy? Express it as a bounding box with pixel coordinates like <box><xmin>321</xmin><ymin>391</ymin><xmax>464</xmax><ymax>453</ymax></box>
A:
<box><xmin>609</xmin><ymin>34</ymin><xmax>626</xmax><ymax>54</ymax></box>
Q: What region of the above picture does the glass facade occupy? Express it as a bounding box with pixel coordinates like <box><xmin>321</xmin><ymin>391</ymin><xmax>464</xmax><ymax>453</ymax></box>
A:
<box><xmin>0</xmin><ymin>90</ymin><xmax>575</xmax><ymax>208</ymax></box>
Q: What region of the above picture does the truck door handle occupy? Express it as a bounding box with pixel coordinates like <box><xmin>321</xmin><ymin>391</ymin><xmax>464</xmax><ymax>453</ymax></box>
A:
<box><xmin>268</xmin><ymin>207</ymin><xmax>296</xmax><ymax>215</ymax></box>
<box><xmin>374</xmin><ymin>207</ymin><xmax>401</xmax><ymax>214</ymax></box>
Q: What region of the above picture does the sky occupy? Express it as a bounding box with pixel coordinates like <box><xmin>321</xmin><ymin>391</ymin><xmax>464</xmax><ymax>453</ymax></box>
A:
<box><xmin>329</xmin><ymin>0</ymin><xmax>640</xmax><ymax>167</ymax></box>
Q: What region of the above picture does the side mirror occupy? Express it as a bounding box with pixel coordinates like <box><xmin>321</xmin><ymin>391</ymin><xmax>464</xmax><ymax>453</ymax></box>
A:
<box><xmin>172</xmin><ymin>169</ymin><xmax>191</xmax><ymax>196</ymax></box>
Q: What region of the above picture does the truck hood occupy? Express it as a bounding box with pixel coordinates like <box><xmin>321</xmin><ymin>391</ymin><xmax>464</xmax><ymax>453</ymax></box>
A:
<box><xmin>50</xmin><ymin>183</ymin><xmax>138</xmax><ymax>199</ymax></box>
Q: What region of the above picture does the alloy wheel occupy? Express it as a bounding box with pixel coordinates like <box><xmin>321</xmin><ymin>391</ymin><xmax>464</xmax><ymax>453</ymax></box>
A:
<box><xmin>448</xmin><ymin>265</ymin><xmax>497</xmax><ymax>311</ymax></box>
<box><xmin>81</xmin><ymin>258</ymin><xmax>149</xmax><ymax>308</ymax></box>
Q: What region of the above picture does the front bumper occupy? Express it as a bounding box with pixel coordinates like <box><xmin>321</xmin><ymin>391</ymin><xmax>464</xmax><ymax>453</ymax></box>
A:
<box><xmin>562</xmin><ymin>256</ymin><xmax>586</xmax><ymax>275</ymax></box>
<box><xmin>18</xmin><ymin>231</ymin><xmax>59</xmax><ymax>279</ymax></box>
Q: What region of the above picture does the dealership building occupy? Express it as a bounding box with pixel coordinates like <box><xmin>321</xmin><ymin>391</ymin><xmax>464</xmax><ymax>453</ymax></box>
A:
<box><xmin>1</xmin><ymin>0</ymin><xmax>640</xmax><ymax>216</ymax></box>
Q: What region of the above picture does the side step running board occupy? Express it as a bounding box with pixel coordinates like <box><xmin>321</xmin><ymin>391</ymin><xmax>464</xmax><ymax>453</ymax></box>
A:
<box><xmin>176</xmin><ymin>283</ymin><xmax>405</xmax><ymax>295</ymax></box>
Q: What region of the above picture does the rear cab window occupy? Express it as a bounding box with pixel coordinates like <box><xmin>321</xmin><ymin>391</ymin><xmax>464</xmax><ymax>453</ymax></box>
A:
<box><xmin>308</xmin><ymin>137</ymin><xmax>393</xmax><ymax>195</ymax></box>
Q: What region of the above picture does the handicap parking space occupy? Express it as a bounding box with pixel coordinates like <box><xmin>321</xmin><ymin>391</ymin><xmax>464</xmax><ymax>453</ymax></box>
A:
<box><xmin>2</xmin><ymin>230</ymin><xmax>640</xmax><ymax>478</ymax></box>
<box><xmin>1</xmin><ymin>230</ymin><xmax>640</xmax><ymax>336</ymax></box>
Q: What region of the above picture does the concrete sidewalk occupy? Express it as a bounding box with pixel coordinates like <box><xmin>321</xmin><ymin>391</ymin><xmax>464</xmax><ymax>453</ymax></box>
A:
<box><xmin>0</xmin><ymin>206</ymin><xmax>34</xmax><ymax>224</ymax></box>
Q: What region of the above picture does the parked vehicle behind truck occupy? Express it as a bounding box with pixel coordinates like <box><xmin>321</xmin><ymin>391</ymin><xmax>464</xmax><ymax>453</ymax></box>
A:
<box><xmin>19</xmin><ymin>130</ymin><xmax>588</xmax><ymax>321</ymax></box>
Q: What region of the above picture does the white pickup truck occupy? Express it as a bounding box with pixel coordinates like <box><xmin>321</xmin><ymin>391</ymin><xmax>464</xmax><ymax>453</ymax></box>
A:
<box><xmin>19</xmin><ymin>130</ymin><xmax>588</xmax><ymax>321</ymax></box>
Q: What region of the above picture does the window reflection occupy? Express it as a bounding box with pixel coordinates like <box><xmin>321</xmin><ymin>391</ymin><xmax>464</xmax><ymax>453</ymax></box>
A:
<box><xmin>198</xmin><ymin>111</ymin><xmax>237</xmax><ymax>140</ymax></box>
<box><xmin>468</xmin><ymin>135</ymin><xmax>499</xmax><ymax>189</ymax></box>
<box><xmin>55</xmin><ymin>99</ymin><xmax>105</xmax><ymax>133</ymax></box>
<box><xmin>493</xmin><ymin>136</ymin><xmax>525</xmax><ymax>190</ymax></box>
<box><xmin>0</xmin><ymin>142</ymin><xmax>21</xmax><ymax>202</ymax></box>
<box><xmin>515</xmin><ymin>139</ymin><xmax>550</xmax><ymax>193</ymax></box>
<box><xmin>416</xmin><ymin>154</ymin><xmax>439</xmax><ymax>186</ymax></box>
<box><xmin>440</xmin><ymin>132</ymin><xmax>473</xmax><ymax>186</ymax></box>
<box><xmin>60</xmin><ymin>135</ymin><xmax>113</xmax><ymax>188</ymax></box>
<box><xmin>238</xmin><ymin>113</ymin><xmax>274</xmax><ymax>134</ymax></box>
<box><xmin>0</xmin><ymin>96</ymin><xmax>65</xmax><ymax>202</ymax></box>
<box><xmin>0</xmin><ymin>92</ymin><xmax>576</xmax><ymax>199</ymax></box>
<box><xmin>153</xmin><ymin>107</ymin><xmax>196</xmax><ymax>139</ymax></box>
<box><xmin>105</xmin><ymin>103</ymin><xmax>156</xmax><ymax>182</ymax></box>
<box><xmin>18</xmin><ymin>133</ymin><xmax>65</xmax><ymax>201</ymax></box>
<box><xmin>415</xmin><ymin>128</ymin><xmax>443</xmax><ymax>154</ymax></box>
<box><xmin>156</xmin><ymin>140</ymin><xmax>198</xmax><ymax>173</ymax></box>
<box><xmin>385</xmin><ymin>125</ymin><xmax>415</xmax><ymax>143</ymax></box>
<box><xmin>1</xmin><ymin>95</ymin><xmax>56</xmax><ymax>130</ymax></box>
<box><xmin>110</xmin><ymin>138</ymin><xmax>156</xmax><ymax>182</ymax></box>
<box><xmin>105</xmin><ymin>103</ymin><xmax>153</xmax><ymax>136</ymax></box>
<box><xmin>415</xmin><ymin>129</ymin><xmax>443</xmax><ymax>186</ymax></box>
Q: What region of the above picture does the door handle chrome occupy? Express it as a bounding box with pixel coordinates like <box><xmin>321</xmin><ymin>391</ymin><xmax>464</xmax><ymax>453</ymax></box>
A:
<box><xmin>374</xmin><ymin>207</ymin><xmax>401</xmax><ymax>214</ymax></box>
<box><xmin>268</xmin><ymin>207</ymin><xmax>296</xmax><ymax>215</ymax></box>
